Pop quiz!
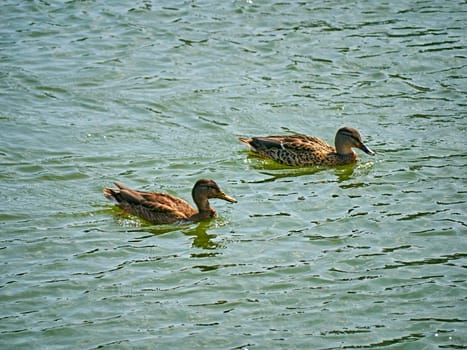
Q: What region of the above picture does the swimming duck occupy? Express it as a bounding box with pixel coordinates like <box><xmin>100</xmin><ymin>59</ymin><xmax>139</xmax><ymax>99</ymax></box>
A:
<box><xmin>239</xmin><ymin>127</ymin><xmax>375</xmax><ymax>166</ymax></box>
<box><xmin>103</xmin><ymin>179</ymin><xmax>237</xmax><ymax>224</ymax></box>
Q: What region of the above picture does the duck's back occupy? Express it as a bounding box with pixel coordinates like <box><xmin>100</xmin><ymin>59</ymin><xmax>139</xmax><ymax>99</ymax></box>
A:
<box><xmin>105</xmin><ymin>183</ymin><xmax>197</xmax><ymax>224</ymax></box>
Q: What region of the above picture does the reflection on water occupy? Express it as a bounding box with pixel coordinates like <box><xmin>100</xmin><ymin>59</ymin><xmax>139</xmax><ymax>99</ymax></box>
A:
<box><xmin>113</xmin><ymin>212</ymin><xmax>223</xmax><ymax>250</ymax></box>
<box><xmin>184</xmin><ymin>221</ymin><xmax>222</xmax><ymax>251</ymax></box>
<box><xmin>241</xmin><ymin>157</ymin><xmax>373</xmax><ymax>184</ymax></box>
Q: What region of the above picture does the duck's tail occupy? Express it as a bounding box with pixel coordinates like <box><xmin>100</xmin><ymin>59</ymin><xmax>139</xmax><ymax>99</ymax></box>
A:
<box><xmin>242</xmin><ymin>136</ymin><xmax>269</xmax><ymax>154</ymax></box>
<box><xmin>239</xmin><ymin>137</ymin><xmax>258</xmax><ymax>151</ymax></box>
<box><xmin>103</xmin><ymin>182</ymin><xmax>127</xmax><ymax>203</ymax></box>
<box><xmin>238</xmin><ymin>137</ymin><xmax>251</xmax><ymax>145</ymax></box>
<box><xmin>103</xmin><ymin>188</ymin><xmax>119</xmax><ymax>203</ymax></box>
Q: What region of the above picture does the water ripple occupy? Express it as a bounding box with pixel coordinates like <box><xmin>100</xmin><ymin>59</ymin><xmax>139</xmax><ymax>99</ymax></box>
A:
<box><xmin>1</xmin><ymin>0</ymin><xmax>466</xmax><ymax>349</ymax></box>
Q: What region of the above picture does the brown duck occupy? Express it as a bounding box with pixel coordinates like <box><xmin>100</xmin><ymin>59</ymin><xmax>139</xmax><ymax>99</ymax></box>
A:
<box><xmin>103</xmin><ymin>179</ymin><xmax>237</xmax><ymax>224</ymax></box>
<box><xmin>239</xmin><ymin>127</ymin><xmax>375</xmax><ymax>166</ymax></box>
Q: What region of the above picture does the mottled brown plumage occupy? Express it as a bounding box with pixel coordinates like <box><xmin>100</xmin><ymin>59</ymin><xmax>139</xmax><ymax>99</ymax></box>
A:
<box><xmin>103</xmin><ymin>179</ymin><xmax>237</xmax><ymax>224</ymax></box>
<box><xmin>239</xmin><ymin>127</ymin><xmax>375</xmax><ymax>166</ymax></box>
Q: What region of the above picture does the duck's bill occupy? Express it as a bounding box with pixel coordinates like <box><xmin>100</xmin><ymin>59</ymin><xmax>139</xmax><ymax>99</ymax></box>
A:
<box><xmin>218</xmin><ymin>192</ymin><xmax>238</xmax><ymax>203</ymax></box>
<box><xmin>360</xmin><ymin>143</ymin><xmax>375</xmax><ymax>155</ymax></box>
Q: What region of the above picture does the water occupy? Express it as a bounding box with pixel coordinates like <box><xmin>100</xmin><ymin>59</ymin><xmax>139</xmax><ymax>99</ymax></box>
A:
<box><xmin>1</xmin><ymin>0</ymin><xmax>466</xmax><ymax>349</ymax></box>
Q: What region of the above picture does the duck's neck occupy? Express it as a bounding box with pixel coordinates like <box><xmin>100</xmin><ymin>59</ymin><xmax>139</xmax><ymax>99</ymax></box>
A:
<box><xmin>332</xmin><ymin>151</ymin><xmax>357</xmax><ymax>165</ymax></box>
<box><xmin>192</xmin><ymin>196</ymin><xmax>216</xmax><ymax>220</ymax></box>
<box><xmin>194</xmin><ymin>196</ymin><xmax>211</xmax><ymax>213</ymax></box>
<box><xmin>335</xmin><ymin>143</ymin><xmax>354</xmax><ymax>155</ymax></box>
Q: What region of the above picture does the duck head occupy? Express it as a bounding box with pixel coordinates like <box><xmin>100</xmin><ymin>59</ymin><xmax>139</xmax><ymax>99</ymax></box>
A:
<box><xmin>192</xmin><ymin>179</ymin><xmax>237</xmax><ymax>204</ymax></box>
<box><xmin>335</xmin><ymin>127</ymin><xmax>375</xmax><ymax>156</ymax></box>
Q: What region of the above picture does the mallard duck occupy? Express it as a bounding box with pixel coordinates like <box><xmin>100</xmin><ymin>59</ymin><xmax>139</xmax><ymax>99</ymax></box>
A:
<box><xmin>103</xmin><ymin>179</ymin><xmax>237</xmax><ymax>224</ymax></box>
<box><xmin>239</xmin><ymin>126</ymin><xmax>375</xmax><ymax>166</ymax></box>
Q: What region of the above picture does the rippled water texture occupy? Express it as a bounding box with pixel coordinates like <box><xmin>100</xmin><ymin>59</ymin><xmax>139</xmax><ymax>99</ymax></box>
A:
<box><xmin>1</xmin><ymin>1</ymin><xmax>466</xmax><ymax>349</ymax></box>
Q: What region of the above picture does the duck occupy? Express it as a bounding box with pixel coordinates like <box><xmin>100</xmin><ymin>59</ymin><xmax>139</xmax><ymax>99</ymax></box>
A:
<box><xmin>239</xmin><ymin>126</ymin><xmax>375</xmax><ymax>166</ymax></box>
<box><xmin>103</xmin><ymin>179</ymin><xmax>237</xmax><ymax>224</ymax></box>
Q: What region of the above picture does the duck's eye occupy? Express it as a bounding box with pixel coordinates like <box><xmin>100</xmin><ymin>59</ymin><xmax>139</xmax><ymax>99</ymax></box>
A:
<box><xmin>344</xmin><ymin>133</ymin><xmax>360</xmax><ymax>143</ymax></box>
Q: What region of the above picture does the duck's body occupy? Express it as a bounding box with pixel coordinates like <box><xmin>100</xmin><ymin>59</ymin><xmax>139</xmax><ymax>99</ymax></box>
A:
<box><xmin>239</xmin><ymin>127</ymin><xmax>374</xmax><ymax>166</ymax></box>
<box><xmin>103</xmin><ymin>179</ymin><xmax>236</xmax><ymax>224</ymax></box>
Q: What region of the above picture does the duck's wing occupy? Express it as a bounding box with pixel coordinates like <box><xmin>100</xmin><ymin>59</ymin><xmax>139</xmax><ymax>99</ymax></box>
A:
<box><xmin>243</xmin><ymin>135</ymin><xmax>334</xmax><ymax>152</ymax></box>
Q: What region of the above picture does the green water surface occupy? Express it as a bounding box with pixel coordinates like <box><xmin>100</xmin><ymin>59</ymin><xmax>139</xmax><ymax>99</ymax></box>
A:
<box><xmin>1</xmin><ymin>1</ymin><xmax>466</xmax><ymax>349</ymax></box>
